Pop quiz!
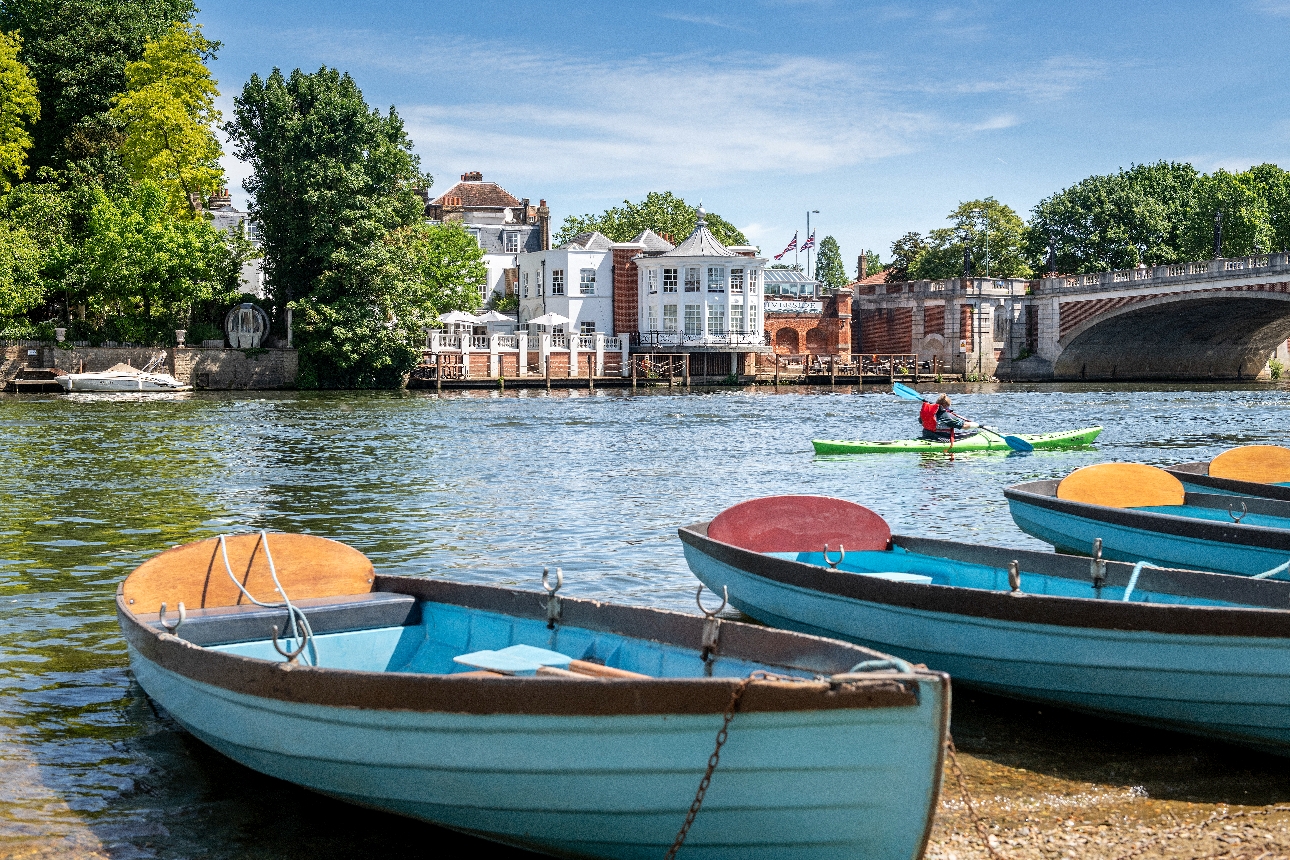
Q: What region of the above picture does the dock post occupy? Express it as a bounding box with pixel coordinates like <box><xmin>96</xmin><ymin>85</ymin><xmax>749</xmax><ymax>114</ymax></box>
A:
<box><xmin>774</xmin><ymin>356</ymin><xmax>780</xmax><ymax>387</ymax></box>
<box><xmin>545</xmin><ymin>357</ymin><xmax>551</xmax><ymax>390</ymax></box>
<box><xmin>830</xmin><ymin>355</ymin><xmax>836</xmax><ymax>386</ymax></box>
<box><xmin>683</xmin><ymin>355</ymin><xmax>690</xmax><ymax>388</ymax></box>
<box><xmin>631</xmin><ymin>357</ymin><xmax>637</xmax><ymax>389</ymax></box>
<box><xmin>435</xmin><ymin>356</ymin><xmax>441</xmax><ymax>392</ymax></box>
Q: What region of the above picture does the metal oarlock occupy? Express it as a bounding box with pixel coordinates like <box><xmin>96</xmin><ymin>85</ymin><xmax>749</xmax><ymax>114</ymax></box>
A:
<box><xmin>271</xmin><ymin>623</ymin><xmax>309</xmax><ymax>662</ymax></box>
<box><xmin>1008</xmin><ymin>560</ymin><xmax>1021</xmax><ymax>593</ymax></box>
<box><xmin>1230</xmin><ymin>501</ymin><xmax>1248</xmax><ymax>524</ymax></box>
<box><xmin>823</xmin><ymin>543</ymin><xmax>845</xmax><ymax>570</ymax></box>
<box><xmin>158</xmin><ymin>601</ymin><xmax>185</xmax><ymax>633</ymax></box>
<box><xmin>542</xmin><ymin>567</ymin><xmax>563</xmax><ymax>629</ymax></box>
<box><xmin>1091</xmin><ymin>538</ymin><xmax>1106</xmax><ymax>589</ymax></box>
<box><xmin>697</xmin><ymin>585</ymin><xmax>728</xmax><ymax>663</ymax></box>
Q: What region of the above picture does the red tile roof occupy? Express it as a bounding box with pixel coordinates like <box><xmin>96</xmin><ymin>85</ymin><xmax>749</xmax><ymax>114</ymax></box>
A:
<box><xmin>432</xmin><ymin>179</ymin><xmax>523</xmax><ymax>209</ymax></box>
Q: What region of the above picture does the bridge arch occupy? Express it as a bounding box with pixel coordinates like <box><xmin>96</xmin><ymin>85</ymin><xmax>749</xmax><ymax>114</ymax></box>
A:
<box><xmin>1054</xmin><ymin>291</ymin><xmax>1290</xmax><ymax>380</ymax></box>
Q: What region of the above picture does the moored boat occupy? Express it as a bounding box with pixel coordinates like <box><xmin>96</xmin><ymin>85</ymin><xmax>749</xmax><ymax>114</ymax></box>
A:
<box><xmin>680</xmin><ymin>494</ymin><xmax>1290</xmax><ymax>752</ymax></box>
<box><xmin>58</xmin><ymin>354</ymin><xmax>190</xmax><ymax>392</ymax></box>
<box><xmin>118</xmin><ymin>532</ymin><xmax>950</xmax><ymax>860</ymax></box>
<box><xmin>812</xmin><ymin>425</ymin><xmax>1102</xmax><ymax>455</ymax></box>
<box><xmin>1005</xmin><ymin>462</ymin><xmax>1290</xmax><ymax>575</ymax></box>
<box><xmin>1165</xmin><ymin>445</ymin><xmax>1290</xmax><ymax>501</ymax></box>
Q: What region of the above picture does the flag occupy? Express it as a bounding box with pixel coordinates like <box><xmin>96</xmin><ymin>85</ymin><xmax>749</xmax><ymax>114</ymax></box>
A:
<box><xmin>801</xmin><ymin>231</ymin><xmax>816</xmax><ymax>251</ymax></box>
<box><xmin>773</xmin><ymin>232</ymin><xmax>798</xmax><ymax>260</ymax></box>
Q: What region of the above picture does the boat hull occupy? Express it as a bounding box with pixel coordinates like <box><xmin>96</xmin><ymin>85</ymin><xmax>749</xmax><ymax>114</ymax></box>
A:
<box><xmin>1166</xmin><ymin>461</ymin><xmax>1290</xmax><ymax>501</ymax></box>
<box><xmin>1005</xmin><ymin>480</ymin><xmax>1290</xmax><ymax>575</ymax></box>
<box><xmin>119</xmin><ymin>575</ymin><xmax>948</xmax><ymax>860</ymax></box>
<box><xmin>681</xmin><ymin>529</ymin><xmax>1290</xmax><ymax>752</ymax></box>
<box><xmin>811</xmin><ymin>426</ymin><xmax>1102</xmax><ymax>455</ymax></box>
<box><xmin>57</xmin><ymin>371</ymin><xmax>191</xmax><ymax>392</ymax></box>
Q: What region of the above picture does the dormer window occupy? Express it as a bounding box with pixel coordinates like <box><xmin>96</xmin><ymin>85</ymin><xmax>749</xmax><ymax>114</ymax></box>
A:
<box><xmin>707</xmin><ymin>267</ymin><xmax>725</xmax><ymax>292</ymax></box>
<box><xmin>504</xmin><ymin>231</ymin><xmax>520</xmax><ymax>253</ymax></box>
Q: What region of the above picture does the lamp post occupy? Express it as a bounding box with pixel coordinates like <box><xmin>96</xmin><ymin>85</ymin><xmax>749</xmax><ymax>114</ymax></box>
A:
<box><xmin>806</xmin><ymin>209</ymin><xmax>819</xmax><ymax>283</ymax></box>
<box><xmin>1214</xmin><ymin>210</ymin><xmax>1224</xmax><ymax>259</ymax></box>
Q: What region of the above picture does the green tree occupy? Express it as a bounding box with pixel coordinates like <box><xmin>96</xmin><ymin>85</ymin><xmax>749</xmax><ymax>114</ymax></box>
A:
<box><xmin>911</xmin><ymin>198</ymin><xmax>1030</xmax><ymax>280</ymax></box>
<box><xmin>813</xmin><ymin>235</ymin><xmax>847</xmax><ymax>289</ymax></box>
<box><xmin>109</xmin><ymin>22</ymin><xmax>223</xmax><ymax>217</ymax></box>
<box><xmin>885</xmin><ymin>232</ymin><xmax>926</xmax><ymax>282</ymax></box>
<box><xmin>857</xmin><ymin>249</ymin><xmax>884</xmax><ymax>279</ymax></box>
<box><xmin>555</xmin><ymin>191</ymin><xmax>748</xmax><ymax>248</ymax></box>
<box><xmin>0</xmin><ymin>220</ymin><xmax>42</xmax><ymax>322</ymax></box>
<box><xmin>1184</xmin><ymin>169</ymin><xmax>1273</xmax><ymax>259</ymax></box>
<box><xmin>80</xmin><ymin>179</ymin><xmax>244</xmax><ymax>341</ymax></box>
<box><xmin>0</xmin><ymin>30</ymin><xmax>39</xmax><ymax>191</ymax></box>
<box><xmin>1026</xmin><ymin>162</ymin><xmax>1201</xmax><ymax>273</ymax></box>
<box><xmin>0</xmin><ymin>0</ymin><xmax>194</xmax><ymax>174</ymax></box>
<box><xmin>226</xmin><ymin>66</ymin><xmax>435</xmax><ymax>387</ymax></box>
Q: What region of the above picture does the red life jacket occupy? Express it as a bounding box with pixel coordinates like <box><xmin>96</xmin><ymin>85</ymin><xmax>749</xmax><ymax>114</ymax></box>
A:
<box><xmin>919</xmin><ymin>402</ymin><xmax>938</xmax><ymax>431</ymax></box>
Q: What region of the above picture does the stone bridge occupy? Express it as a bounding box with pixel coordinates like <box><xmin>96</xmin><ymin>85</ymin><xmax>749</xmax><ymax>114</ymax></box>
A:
<box><xmin>852</xmin><ymin>254</ymin><xmax>1290</xmax><ymax>380</ymax></box>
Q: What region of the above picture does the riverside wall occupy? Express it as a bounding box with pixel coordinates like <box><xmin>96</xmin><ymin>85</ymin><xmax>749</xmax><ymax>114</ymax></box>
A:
<box><xmin>1</xmin><ymin>344</ymin><xmax>298</xmax><ymax>390</ymax></box>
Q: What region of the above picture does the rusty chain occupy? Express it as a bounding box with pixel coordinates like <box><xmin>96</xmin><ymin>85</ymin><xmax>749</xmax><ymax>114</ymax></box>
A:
<box><xmin>946</xmin><ymin>736</ymin><xmax>1009</xmax><ymax>860</ymax></box>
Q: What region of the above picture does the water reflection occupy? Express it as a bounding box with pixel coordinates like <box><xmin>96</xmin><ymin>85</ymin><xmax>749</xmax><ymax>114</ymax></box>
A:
<box><xmin>1</xmin><ymin>383</ymin><xmax>1288</xmax><ymax>856</ymax></box>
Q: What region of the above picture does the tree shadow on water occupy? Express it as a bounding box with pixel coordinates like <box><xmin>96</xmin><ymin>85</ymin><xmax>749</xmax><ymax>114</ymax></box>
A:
<box><xmin>950</xmin><ymin>687</ymin><xmax>1290</xmax><ymax>807</ymax></box>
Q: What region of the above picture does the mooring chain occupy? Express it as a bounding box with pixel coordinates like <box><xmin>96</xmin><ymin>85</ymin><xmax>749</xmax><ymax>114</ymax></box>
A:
<box><xmin>946</xmin><ymin>737</ymin><xmax>1009</xmax><ymax>860</ymax></box>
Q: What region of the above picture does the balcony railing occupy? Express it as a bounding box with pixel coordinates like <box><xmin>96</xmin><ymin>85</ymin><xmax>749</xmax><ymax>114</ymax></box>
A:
<box><xmin>632</xmin><ymin>331</ymin><xmax>768</xmax><ymax>348</ymax></box>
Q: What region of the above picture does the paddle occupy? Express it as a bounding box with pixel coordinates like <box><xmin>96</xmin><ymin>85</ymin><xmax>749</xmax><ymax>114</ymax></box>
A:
<box><xmin>891</xmin><ymin>383</ymin><xmax>1034</xmax><ymax>452</ymax></box>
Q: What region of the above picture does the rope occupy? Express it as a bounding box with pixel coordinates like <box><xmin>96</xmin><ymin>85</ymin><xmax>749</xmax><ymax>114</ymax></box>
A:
<box><xmin>1253</xmin><ymin>559</ymin><xmax>1290</xmax><ymax>580</ymax></box>
<box><xmin>219</xmin><ymin>531</ymin><xmax>315</xmax><ymax>664</ymax></box>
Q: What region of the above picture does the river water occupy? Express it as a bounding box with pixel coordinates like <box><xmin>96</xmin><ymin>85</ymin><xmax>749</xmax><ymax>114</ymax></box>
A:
<box><xmin>1</xmin><ymin>383</ymin><xmax>1288</xmax><ymax>858</ymax></box>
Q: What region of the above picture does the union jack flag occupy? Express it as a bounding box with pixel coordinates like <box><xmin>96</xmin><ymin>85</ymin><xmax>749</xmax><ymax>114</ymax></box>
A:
<box><xmin>774</xmin><ymin>232</ymin><xmax>798</xmax><ymax>260</ymax></box>
<box><xmin>801</xmin><ymin>231</ymin><xmax>816</xmax><ymax>251</ymax></box>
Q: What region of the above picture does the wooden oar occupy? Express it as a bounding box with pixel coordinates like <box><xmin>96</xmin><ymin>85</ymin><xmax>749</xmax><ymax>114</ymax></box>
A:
<box><xmin>891</xmin><ymin>383</ymin><xmax>1033</xmax><ymax>452</ymax></box>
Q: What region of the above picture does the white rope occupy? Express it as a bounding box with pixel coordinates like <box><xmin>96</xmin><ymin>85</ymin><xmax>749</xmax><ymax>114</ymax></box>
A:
<box><xmin>1122</xmin><ymin>561</ymin><xmax>1160</xmax><ymax>602</ymax></box>
<box><xmin>219</xmin><ymin>531</ymin><xmax>315</xmax><ymax>664</ymax></box>
<box><xmin>1253</xmin><ymin>559</ymin><xmax>1290</xmax><ymax>580</ymax></box>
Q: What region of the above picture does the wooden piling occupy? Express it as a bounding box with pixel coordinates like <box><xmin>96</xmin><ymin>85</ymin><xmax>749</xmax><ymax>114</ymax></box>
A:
<box><xmin>545</xmin><ymin>359</ymin><xmax>551</xmax><ymax>390</ymax></box>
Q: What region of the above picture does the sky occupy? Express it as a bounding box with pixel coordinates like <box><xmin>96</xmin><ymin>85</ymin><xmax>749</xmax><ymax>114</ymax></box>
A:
<box><xmin>197</xmin><ymin>0</ymin><xmax>1290</xmax><ymax>273</ymax></box>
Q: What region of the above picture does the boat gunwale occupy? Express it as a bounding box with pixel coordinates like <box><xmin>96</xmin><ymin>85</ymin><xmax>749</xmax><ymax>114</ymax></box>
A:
<box><xmin>1004</xmin><ymin>478</ymin><xmax>1290</xmax><ymax>550</ymax></box>
<box><xmin>1164</xmin><ymin>461</ymin><xmax>1290</xmax><ymax>501</ymax></box>
<box><xmin>812</xmin><ymin>425</ymin><xmax>1103</xmax><ymax>452</ymax></box>
<box><xmin>679</xmin><ymin>522</ymin><xmax>1290</xmax><ymax>638</ymax></box>
<box><xmin>117</xmin><ymin>575</ymin><xmax>943</xmax><ymax>716</ymax></box>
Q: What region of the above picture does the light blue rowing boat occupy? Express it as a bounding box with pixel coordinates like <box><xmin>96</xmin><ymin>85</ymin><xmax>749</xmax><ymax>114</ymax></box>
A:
<box><xmin>1165</xmin><ymin>445</ymin><xmax>1290</xmax><ymax>501</ymax></box>
<box><xmin>118</xmin><ymin>532</ymin><xmax>950</xmax><ymax>860</ymax></box>
<box><xmin>1004</xmin><ymin>462</ymin><xmax>1290</xmax><ymax>576</ymax></box>
<box><xmin>680</xmin><ymin>494</ymin><xmax>1290</xmax><ymax>753</ymax></box>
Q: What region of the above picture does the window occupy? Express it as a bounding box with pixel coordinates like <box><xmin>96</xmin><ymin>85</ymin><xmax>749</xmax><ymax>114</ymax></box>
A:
<box><xmin>684</xmin><ymin>304</ymin><xmax>702</xmax><ymax>336</ymax></box>
<box><xmin>663</xmin><ymin>268</ymin><xmax>678</xmax><ymax>292</ymax></box>
<box><xmin>731</xmin><ymin>301</ymin><xmax>744</xmax><ymax>331</ymax></box>
<box><xmin>707</xmin><ymin>304</ymin><xmax>726</xmax><ymax>335</ymax></box>
<box><xmin>504</xmin><ymin>232</ymin><xmax>520</xmax><ymax>253</ymax></box>
<box><xmin>730</xmin><ymin>268</ymin><xmax>744</xmax><ymax>293</ymax></box>
<box><xmin>468</xmin><ymin>228</ymin><xmax>481</xmax><ymax>246</ymax></box>
<box><xmin>580</xmin><ymin>321</ymin><xmax>596</xmax><ymax>335</ymax></box>
<box><xmin>579</xmin><ymin>268</ymin><xmax>596</xmax><ymax>296</ymax></box>
<box><xmin>663</xmin><ymin>304</ymin><xmax>678</xmax><ymax>332</ymax></box>
<box><xmin>748</xmin><ymin>270</ymin><xmax>759</xmax><ymax>294</ymax></box>
<box><xmin>648</xmin><ymin>269</ymin><xmax>658</xmax><ymax>294</ymax></box>
<box><xmin>648</xmin><ymin>306</ymin><xmax>659</xmax><ymax>331</ymax></box>
<box><xmin>522</xmin><ymin>271</ymin><xmax>529</xmax><ymax>299</ymax></box>
<box><xmin>749</xmin><ymin>303</ymin><xmax>758</xmax><ymax>327</ymax></box>
<box><xmin>707</xmin><ymin>267</ymin><xmax>725</xmax><ymax>292</ymax></box>
<box><xmin>684</xmin><ymin>267</ymin><xmax>701</xmax><ymax>292</ymax></box>
<box><xmin>552</xmin><ymin>269</ymin><xmax>565</xmax><ymax>295</ymax></box>
<box><xmin>246</xmin><ymin>222</ymin><xmax>261</xmax><ymax>241</ymax></box>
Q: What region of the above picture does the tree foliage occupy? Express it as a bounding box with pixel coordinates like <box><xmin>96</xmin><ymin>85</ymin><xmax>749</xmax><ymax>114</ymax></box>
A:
<box><xmin>0</xmin><ymin>30</ymin><xmax>39</xmax><ymax>191</ymax></box>
<box><xmin>0</xmin><ymin>0</ymin><xmax>194</xmax><ymax>174</ymax></box>
<box><xmin>813</xmin><ymin>235</ymin><xmax>847</xmax><ymax>289</ymax></box>
<box><xmin>227</xmin><ymin>66</ymin><xmax>478</xmax><ymax>388</ymax></box>
<box><xmin>907</xmin><ymin>198</ymin><xmax>1030</xmax><ymax>280</ymax></box>
<box><xmin>555</xmin><ymin>191</ymin><xmax>748</xmax><ymax>248</ymax></box>
<box><xmin>885</xmin><ymin>232</ymin><xmax>926</xmax><ymax>282</ymax></box>
<box><xmin>0</xmin><ymin>219</ymin><xmax>42</xmax><ymax>320</ymax></box>
<box><xmin>110</xmin><ymin>22</ymin><xmax>223</xmax><ymax>216</ymax></box>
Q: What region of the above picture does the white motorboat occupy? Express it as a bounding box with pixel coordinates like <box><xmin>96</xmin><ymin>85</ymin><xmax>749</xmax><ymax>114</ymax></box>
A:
<box><xmin>56</xmin><ymin>354</ymin><xmax>191</xmax><ymax>392</ymax></box>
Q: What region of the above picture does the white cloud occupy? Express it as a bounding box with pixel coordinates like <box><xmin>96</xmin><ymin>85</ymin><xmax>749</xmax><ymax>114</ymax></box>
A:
<box><xmin>1252</xmin><ymin>0</ymin><xmax>1290</xmax><ymax>15</ymax></box>
<box><xmin>657</xmin><ymin>12</ymin><xmax>750</xmax><ymax>31</ymax></box>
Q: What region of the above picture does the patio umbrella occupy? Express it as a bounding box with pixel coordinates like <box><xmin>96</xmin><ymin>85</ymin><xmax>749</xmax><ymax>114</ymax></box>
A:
<box><xmin>475</xmin><ymin>310</ymin><xmax>516</xmax><ymax>323</ymax></box>
<box><xmin>526</xmin><ymin>312</ymin><xmax>572</xmax><ymax>327</ymax></box>
<box><xmin>437</xmin><ymin>310</ymin><xmax>481</xmax><ymax>326</ymax></box>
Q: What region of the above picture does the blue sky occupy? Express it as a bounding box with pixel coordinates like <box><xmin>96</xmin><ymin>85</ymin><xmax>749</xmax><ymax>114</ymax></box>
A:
<box><xmin>199</xmin><ymin>1</ymin><xmax>1290</xmax><ymax>272</ymax></box>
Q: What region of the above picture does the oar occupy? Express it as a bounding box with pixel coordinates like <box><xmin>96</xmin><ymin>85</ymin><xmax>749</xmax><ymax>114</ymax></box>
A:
<box><xmin>891</xmin><ymin>383</ymin><xmax>1033</xmax><ymax>452</ymax></box>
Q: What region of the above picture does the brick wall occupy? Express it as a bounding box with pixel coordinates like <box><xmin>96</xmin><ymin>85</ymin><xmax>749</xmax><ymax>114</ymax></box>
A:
<box><xmin>765</xmin><ymin>294</ymin><xmax>852</xmax><ymax>356</ymax></box>
<box><xmin>172</xmin><ymin>348</ymin><xmax>297</xmax><ymax>389</ymax></box>
<box><xmin>858</xmin><ymin>308</ymin><xmax>913</xmax><ymax>354</ymax></box>
<box><xmin>612</xmin><ymin>248</ymin><xmax>639</xmax><ymax>336</ymax></box>
<box><xmin>924</xmin><ymin>305</ymin><xmax>945</xmax><ymax>335</ymax></box>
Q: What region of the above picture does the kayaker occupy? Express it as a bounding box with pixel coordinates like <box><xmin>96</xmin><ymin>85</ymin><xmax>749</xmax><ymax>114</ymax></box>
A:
<box><xmin>920</xmin><ymin>394</ymin><xmax>979</xmax><ymax>441</ymax></box>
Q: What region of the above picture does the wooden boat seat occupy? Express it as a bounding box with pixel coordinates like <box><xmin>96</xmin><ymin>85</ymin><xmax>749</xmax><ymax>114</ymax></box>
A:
<box><xmin>139</xmin><ymin>592</ymin><xmax>419</xmax><ymax>647</ymax></box>
<box><xmin>1210</xmin><ymin>445</ymin><xmax>1290</xmax><ymax>483</ymax></box>
<box><xmin>709</xmin><ymin>495</ymin><xmax>891</xmax><ymax>552</ymax></box>
<box><xmin>123</xmin><ymin>532</ymin><xmax>376</xmax><ymax>616</ymax></box>
<box><xmin>1056</xmin><ymin>463</ymin><xmax>1185</xmax><ymax>508</ymax></box>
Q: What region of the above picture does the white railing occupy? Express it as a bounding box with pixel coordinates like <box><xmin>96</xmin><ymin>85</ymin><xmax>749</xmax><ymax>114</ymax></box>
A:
<box><xmin>1113</xmin><ymin>271</ymin><xmax>1129</xmax><ymax>282</ymax></box>
<box><xmin>634</xmin><ymin>331</ymin><xmax>768</xmax><ymax>348</ymax></box>
<box><xmin>1166</xmin><ymin>265</ymin><xmax>1186</xmax><ymax>276</ymax></box>
<box><xmin>496</xmin><ymin>335</ymin><xmax>519</xmax><ymax>349</ymax></box>
<box><xmin>578</xmin><ymin>335</ymin><xmax>596</xmax><ymax>350</ymax></box>
<box><xmin>1225</xmin><ymin>260</ymin><xmax>1245</xmax><ymax>271</ymax></box>
<box><xmin>604</xmin><ymin>336</ymin><xmax>622</xmax><ymax>350</ymax></box>
<box><xmin>469</xmin><ymin>335</ymin><xmax>489</xmax><ymax>349</ymax></box>
<box><xmin>1132</xmin><ymin>268</ymin><xmax>1150</xmax><ymax>280</ymax></box>
<box><xmin>437</xmin><ymin>333</ymin><xmax>461</xmax><ymax>350</ymax></box>
<box><xmin>551</xmin><ymin>333</ymin><xmax>568</xmax><ymax>348</ymax></box>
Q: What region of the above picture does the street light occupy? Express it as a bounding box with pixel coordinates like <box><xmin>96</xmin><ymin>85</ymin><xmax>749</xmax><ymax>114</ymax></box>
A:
<box><xmin>806</xmin><ymin>210</ymin><xmax>819</xmax><ymax>283</ymax></box>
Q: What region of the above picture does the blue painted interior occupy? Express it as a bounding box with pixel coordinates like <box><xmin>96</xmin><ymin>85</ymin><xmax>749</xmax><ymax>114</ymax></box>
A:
<box><xmin>773</xmin><ymin>549</ymin><xmax>1242</xmax><ymax>607</ymax></box>
<box><xmin>210</xmin><ymin>601</ymin><xmax>805</xmax><ymax>677</ymax></box>
<box><xmin>1133</xmin><ymin>504</ymin><xmax>1290</xmax><ymax>530</ymax></box>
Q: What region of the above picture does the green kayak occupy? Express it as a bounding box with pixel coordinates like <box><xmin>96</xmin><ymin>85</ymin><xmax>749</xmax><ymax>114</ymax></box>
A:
<box><xmin>812</xmin><ymin>426</ymin><xmax>1103</xmax><ymax>455</ymax></box>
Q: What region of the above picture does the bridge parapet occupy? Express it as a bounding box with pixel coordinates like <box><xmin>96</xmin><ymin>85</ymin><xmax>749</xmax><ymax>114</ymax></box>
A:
<box><xmin>1033</xmin><ymin>253</ymin><xmax>1290</xmax><ymax>295</ymax></box>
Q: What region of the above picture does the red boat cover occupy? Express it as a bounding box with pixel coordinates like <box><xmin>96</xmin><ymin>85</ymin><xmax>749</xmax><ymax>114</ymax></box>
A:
<box><xmin>707</xmin><ymin>495</ymin><xmax>892</xmax><ymax>553</ymax></box>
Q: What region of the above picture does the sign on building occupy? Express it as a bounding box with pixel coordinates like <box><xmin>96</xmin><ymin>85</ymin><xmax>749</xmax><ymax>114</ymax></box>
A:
<box><xmin>765</xmin><ymin>300</ymin><xmax>823</xmax><ymax>314</ymax></box>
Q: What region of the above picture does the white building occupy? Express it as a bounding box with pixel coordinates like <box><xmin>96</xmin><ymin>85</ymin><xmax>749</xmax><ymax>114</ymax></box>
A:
<box><xmin>425</xmin><ymin>172</ymin><xmax>550</xmax><ymax>303</ymax></box>
<box><xmin>205</xmin><ymin>189</ymin><xmax>265</xmax><ymax>298</ymax></box>
<box><xmin>634</xmin><ymin>206</ymin><xmax>767</xmax><ymax>352</ymax></box>
<box><xmin>516</xmin><ymin>231</ymin><xmax>622</xmax><ymax>337</ymax></box>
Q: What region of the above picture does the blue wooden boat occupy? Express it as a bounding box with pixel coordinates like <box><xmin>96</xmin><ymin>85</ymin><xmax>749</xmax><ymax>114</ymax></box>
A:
<box><xmin>1165</xmin><ymin>445</ymin><xmax>1290</xmax><ymax>501</ymax></box>
<box><xmin>680</xmin><ymin>494</ymin><xmax>1290</xmax><ymax>753</ymax></box>
<box><xmin>1005</xmin><ymin>462</ymin><xmax>1290</xmax><ymax>576</ymax></box>
<box><xmin>118</xmin><ymin>532</ymin><xmax>949</xmax><ymax>860</ymax></box>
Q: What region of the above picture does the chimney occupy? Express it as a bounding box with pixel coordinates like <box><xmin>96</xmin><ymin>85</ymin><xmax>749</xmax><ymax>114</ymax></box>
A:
<box><xmin>461</xmin><ymin>171</ymin><xmax>483</xmax><ymax>182</ymax></box>
<box><xmin>858</xmin><ymin>254</ymin><xmax>867</xmax><ymax>280</ymax></box>
<box><xmin>538</xmin><ymin>199</ymin><xmax>551</xmax><ymax>251</ymax></box>
<box><xmin>521</xmin><ymin>197</ymin><xmax>530</xmax><ymax>225</ymax></box>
